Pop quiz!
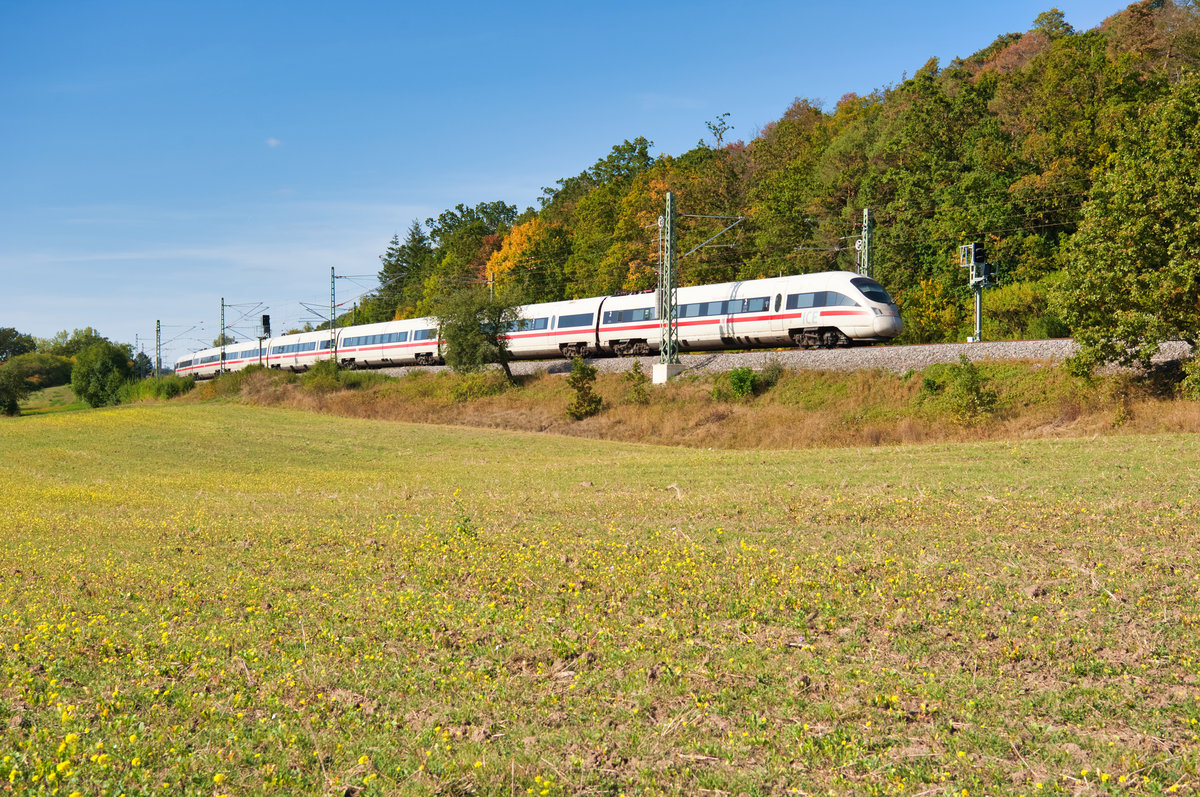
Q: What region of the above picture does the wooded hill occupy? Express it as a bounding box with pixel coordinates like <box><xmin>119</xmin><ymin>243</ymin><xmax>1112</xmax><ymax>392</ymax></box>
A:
<box><xmin>356</xmin><ymin>1</ymin><xmax>1200</xmax><ymax>349</ymax></box>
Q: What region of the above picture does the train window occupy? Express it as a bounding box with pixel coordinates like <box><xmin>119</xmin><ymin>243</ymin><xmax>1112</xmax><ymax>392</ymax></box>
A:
<box><xmin>603</xmin><ymin>308</ymin><xmax>655</xmax><ymax>324</ymax></box>
<box><xmin>517</xmin><ymin>317</ymin><xmax>549</xmax><ymax>331</ymax></box>
<box><xmin>320</xmin><ymin>340</ymin><xmax>331</xmax><ymax>349</ymax></box>
<box><xmin>703</xmin><ymin>301</ymin><xmax>725</xmax><ymax>316</ymax></box>
<box><xmin>786</xmin><ymin>292</ymin><xmax>816</xmax><ymax>310</ymax></box>
<box><xmin>413</xmin><ymin>329</ymin><xmax>435</xmax><ymax>341</ymax></box>
<box><xmin>558</xmin><ymin>312</ymin><xmax>593</xmax><ymax>328</ymax></box>
<box><xmin>681</xmin><ymin>303</ymin><xmax>701</xmax><ymax>317</ymax></box>
<box><xmin>826</xmin><ymin>292</ymin><xmax>858</xmax><ymax>306</ymax></box>
<box><xmin>743</xmin><ymin>297</ymin><xmax>769</xmax><ymax>313</ymax></box>
<box><xmin>774</xmin><ymin>294</ymin><xmax>782</xmax><ymax>312</ymax></box>
<box><xmin>850</xmin><ymin>277</ymin><xmax>893</xmax><ymax>304</ymax></box>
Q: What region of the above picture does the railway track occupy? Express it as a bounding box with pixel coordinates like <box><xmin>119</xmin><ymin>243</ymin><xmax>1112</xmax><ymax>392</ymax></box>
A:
<box><xmin>377</xmin><ymin>339</ymin><xmax>1194</xmax><ymax>379</ymax></box>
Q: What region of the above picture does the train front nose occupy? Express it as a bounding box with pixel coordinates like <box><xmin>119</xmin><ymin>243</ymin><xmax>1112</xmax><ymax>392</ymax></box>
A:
<box><xmin>873</xmin><ymin>307</ymin><xmax>904</xmax><ymax>338</ymax></box>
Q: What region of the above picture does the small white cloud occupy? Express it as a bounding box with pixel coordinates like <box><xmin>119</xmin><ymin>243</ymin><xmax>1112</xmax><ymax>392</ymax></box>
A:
<box><xmin>266</xmin><ymin>137</ymin><xmax>281</xmax><ymax>148</ymax></box>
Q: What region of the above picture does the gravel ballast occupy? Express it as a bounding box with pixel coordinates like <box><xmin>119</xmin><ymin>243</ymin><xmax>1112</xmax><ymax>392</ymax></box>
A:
<box><xmin>376</xmin><ymin>339</ymin><xmax>1194</xmax><ymax>379</ymax></box>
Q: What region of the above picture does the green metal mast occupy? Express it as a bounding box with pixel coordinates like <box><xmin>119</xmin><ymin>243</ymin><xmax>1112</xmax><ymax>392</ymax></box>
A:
<box><xmin>658</xmin><ymin>192</ymin><xmax>680</xmax><ymax>365</ymax></box>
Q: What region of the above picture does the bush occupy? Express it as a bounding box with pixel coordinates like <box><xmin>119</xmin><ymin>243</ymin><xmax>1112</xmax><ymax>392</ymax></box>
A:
<box><xmin>729</xmin><ymin>367</ymin><xmax>758</xmax><ymax>399</ymax></box>
<box><xmin>205</xmin><ymin>365</ymin><xmax>280</xmax><ymax>397</ymax></box>
<box><xmin>301</xmin><ymin>359</ymin><xmax>341</xmax><ymax>393</ymax></box>
<box><xmin>917</xmin><ymin>356</ymin><xmax>999</xmax><ymax>424</ymax></box>
<box><xmin>623</xmin><ymin>361</ymin><xmax>651</xmax><ymax>405</ymax></box>
<box><xmin>713</xmin><ymin>367</ymin><xmax>758</xmax><ymax>402</ymax></box>
<box><xmin>451</xmin><ymin>370</ymin><xmax>511</xmax><ymax>403</ymax></box>
<box><xmin>944</xmin><ymin>355</ymin><xmax>998</xmax><ymax>424</ymax></box>
<box><xmin>338</xmin><ymin>370</ymin><xmax>388</xmax><ymax>390</ymax></box>
<box><xmin>1180</xmin><ymin>356</ymin><xmax>1200</xmax><ymax>401</ymax></box>
<box><xmin>3</xmin><ymin>352</ymin><xmax>72</xmax><ymax>388</ymax></box>
<box><xmin>565</xmin><ymin>357</ymin><xmax>601</xmax><ymax>420</ymax></box>
<box><xmin>760</xmin><ymin>358</ymin><xmax>785</xmax><ymax>389</ymax></box>
<box><xmin>71</xmin><ymin>342</ymin><xmax>133</xmax><ymax>408</ymax></box>
<box><xmin>118</xmin><ymin>374</ymin><xmax>196</xmax><ymax>403</ymax></box>
<box><xmin>0</xmin><ymin>362</ymin><xmax>32</xmax><ymax>415</ymax></box>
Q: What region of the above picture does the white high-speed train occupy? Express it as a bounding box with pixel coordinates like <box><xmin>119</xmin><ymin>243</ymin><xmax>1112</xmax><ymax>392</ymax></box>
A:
<box><xmin>174</xmin><ymin>271</ymin><xmax>903</xmax><ymax>378</ymax></box>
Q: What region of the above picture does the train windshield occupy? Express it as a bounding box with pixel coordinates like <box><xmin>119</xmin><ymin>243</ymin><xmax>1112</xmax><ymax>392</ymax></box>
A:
<box><xmin>851</xmin><ymin>277</ymin><xmax>893</xmax><ymax>304</ymax></box>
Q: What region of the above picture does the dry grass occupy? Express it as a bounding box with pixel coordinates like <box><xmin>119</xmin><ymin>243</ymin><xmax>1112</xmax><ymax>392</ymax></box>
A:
<box><xmin>184</xmin><ymin>361</ymin><xmax>1200</xmax><ymax>450</ymax></box>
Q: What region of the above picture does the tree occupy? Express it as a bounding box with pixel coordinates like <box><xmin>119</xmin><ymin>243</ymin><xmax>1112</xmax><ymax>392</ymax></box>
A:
<box><xmin>0</xmin><ymin>327</ymin><xmax>35</xmax><ymax>362</ymax></box>
<box><xmin>432</xmin><ymin>286</ymin><xmax>522</xmax><ymax>380</ymax></box>
<box><xmin>212</xmin><ymin>333</ymin><xmax>236</xmax><ymax>347</ymax></box>
<box><xmin>40</xmin><ymin>327</ymin><xmax>114</xmax><ymax>358</ymax></box>
<box><xmin>1056</xmin><ymin>74</ymin><xmax>1200</xmax><ymax>372</ymax></box>
<box><xmin>375</xmin><ymin>221</ymin><xmax>437</xmax><ymax>319</ymax></box>
<box><xmin>71</xmin><ymin>342</ymin><xmax>134</xmax><ymax>408</ymax></box>
<box><xmin>132</xmin><ymin>352</ymin><xmax>154</xmax><ymax>379</ymax></box>
<box><xmin>565</xmin><ymin>357</ymin><xmax>602</xmax><ymax>419</ymax></box>
<box><xmin>0</xmin><ymin>361</ymin><xmax>33</xmax><ymax>415</ymax></box>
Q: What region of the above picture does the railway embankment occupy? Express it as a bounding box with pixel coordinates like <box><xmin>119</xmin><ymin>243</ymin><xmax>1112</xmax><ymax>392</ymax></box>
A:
<box><xmin>187</xmin><ymin>345</ymin><xmax>1200</xmax><ymax>450</ymax></box>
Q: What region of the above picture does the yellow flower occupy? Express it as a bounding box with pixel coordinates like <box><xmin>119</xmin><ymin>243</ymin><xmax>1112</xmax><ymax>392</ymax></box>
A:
<box><xmin>213</xmin><ymin>773</ymin><xmax>226</xmax><ymax>785</ymax></box>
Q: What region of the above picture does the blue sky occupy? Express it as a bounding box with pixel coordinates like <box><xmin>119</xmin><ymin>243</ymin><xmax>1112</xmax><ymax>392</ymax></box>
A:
<box><xmin>2</xmin><ymin>0</ymin><xmax>1117</xmax><ymax>364</ymax></box>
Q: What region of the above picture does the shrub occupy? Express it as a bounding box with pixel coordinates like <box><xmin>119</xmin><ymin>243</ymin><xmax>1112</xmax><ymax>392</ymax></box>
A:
<box><xmin>565</xmin><ymin>357</ymin><xmax>601</xmax><ymax>420</ymax></box>
<box><xmin>728</xmin><ymin>367</ymin><xmax>758</xmax><ymax>399</ymax></box>
<box><xmin>0</xmin><ymin>362</ymin><xmax>32</xmax><ymax>415</ymax></box>
<box><xmin>623</xmin><ymin>361</ymin><xmax>651</xmax><ymax>405</ymax></box>
<box><xmin>1180</xmin><ymin>356</ymin><xmax>1200</xmax><ymax>401</ymax></box>
<box><xmin>338</xmin><ymin>369</ymin><xmax>387</xmax><ymax>390</ymax></box>
<box><xmin>118</xmin><ymin>374</ymin><xmax>196</xmax><ymax>403</ymax></box>
<box><xmin>760</xmin><ymin>358</ymin><xmax>785</xmax><ymax>389</ymax></box>
<box><xmin>205</xmin><ymin>365</ymin><xmax>279</xmax><ymax>397</ymax></box>
<box><xmin>71</xmin><ymin>342</ymin><xmax>133</xmax><ymax>408</ymax></box>
<box><xmin>944</xmin><ymin>355</ymin><xmax>998</xmax><ymax>424</ymax></box>
<box><xmin>3</xmin><ymin>352</ymin><xmax>72</xmax><ymax>388</ymax></box>
<box><xmin>451</xmin><ymin>370</ymin><xmax>510</xmax><ymax>403</ymax></box>
<box><xmin>301</xmin><ymin>359</ymin><xmax>341</xmax><ymax>393</ymax></box>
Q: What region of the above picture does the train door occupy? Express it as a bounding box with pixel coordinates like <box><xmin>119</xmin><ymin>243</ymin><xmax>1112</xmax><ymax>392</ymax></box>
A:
<box><xmin>770</xmin><ymin>292</ymin><xmax>787</xmax><ymax>336</ymax></box>
<box><xmin>719</xmin><ymin>284</ymin><xmax>740</xmax><ymax>344</ymax></box>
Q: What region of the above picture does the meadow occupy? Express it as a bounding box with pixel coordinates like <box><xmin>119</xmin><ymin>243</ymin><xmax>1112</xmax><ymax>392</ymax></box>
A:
<box><xmin>0</xmin><ymin>403</ymin><xmax>1197</xmax><ymax>795</ymax></box>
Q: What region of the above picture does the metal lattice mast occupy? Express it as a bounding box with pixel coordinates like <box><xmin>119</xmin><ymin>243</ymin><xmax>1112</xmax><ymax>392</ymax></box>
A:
<box><xmin>155</xmin><ymin>320</ymin><xmax>161</xmax><ymax>376</ymax></box>
<box><xmin>219</xmin><ymin>298</ymin><xmax>226</xmax><ymax>372</ymax></box>
<box><xmin>658</xmin><ymin>192</ymin><xmax>680</xmax><ymax>365</ymax></box>
<box><xmin>330</xmin><ymin>266</ymin><xmax>337</xmax><ymax>361</ymax></box>
<box><xmin>860</xmin><ymin>208</ymin><xmax>871</xmax><ymax>278</ymax></box>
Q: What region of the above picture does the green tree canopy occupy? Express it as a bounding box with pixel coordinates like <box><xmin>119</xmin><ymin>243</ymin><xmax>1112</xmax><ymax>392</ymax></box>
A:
<box><xmin>432</xmin><ymin>286</ymin><xmax>522</xmax><ymax>380</ymax></box>
<box><xmin>0</xmin><ymin>361</ymin><xmax>33</xmax><ymax>415</ymax></box>
<box><xmin>0</xmin><ymin>327</ymin><xmax>36</xmax><ymax>362</ymax></box>
<box><xmin>1057</xmin><ymin>73</ymin><xmax>1200</xmax><ymax>371</ymax></box>
<box><xmin>71</xmin><ymin>342</ymin><xmax>134</xmax><ymax>408</ymax></box>
<box><xmin>40</xmin><ymin>327</ymin><xmax>119</xmax><ymax>358</ymax></box>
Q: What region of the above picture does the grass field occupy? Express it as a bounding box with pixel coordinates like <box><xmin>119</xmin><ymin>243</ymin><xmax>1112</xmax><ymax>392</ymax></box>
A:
<box><xmin>1</xmin><ymin>403</ymin><xmax>1197</xmax><ymax>795</ymax></box>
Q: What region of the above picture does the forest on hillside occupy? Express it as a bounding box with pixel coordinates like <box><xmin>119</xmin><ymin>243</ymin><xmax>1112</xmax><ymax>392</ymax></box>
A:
<box><xmin>352</xmin><ymin>1</ymin><xmax>1200</xmax><ymax>353</ymax></box>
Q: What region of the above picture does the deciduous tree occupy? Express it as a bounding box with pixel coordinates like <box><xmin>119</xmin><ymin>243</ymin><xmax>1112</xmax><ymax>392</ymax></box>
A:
<box><xmin>71</xmin><ymin>342</ymin><xmax>134</xmax><ymax>408</ymax></box>
<box><xmin>432</xmin><ymin>286</ymin><xmax>522</xmax><ymax>380</ymax></box>
<box><xmin>1057</xmin><ymin>74</ymin><xmax>1200</xmax><ymax>371</ymax></box>
<box><xmin>0</xmin><ymin>327</ymin><xmax>35</xmax><ymax>362</ymax></box>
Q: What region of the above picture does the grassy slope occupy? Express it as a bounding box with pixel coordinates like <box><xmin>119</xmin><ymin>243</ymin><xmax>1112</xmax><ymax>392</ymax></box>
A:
<box><xmin>17</xmin><ymin>384</ymin><xmax>87</xmax><ymax>416</ymax></box>
<box><xmin>189</xmin><ymin>361</ymin><xmax>1200</xmax><ymax>450</ymax></box>
<box><xmin>0</xmin><ymin>403</ymin><xmax>1197</xmax><ymax>795</ymax></box>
